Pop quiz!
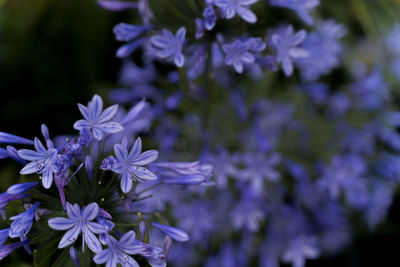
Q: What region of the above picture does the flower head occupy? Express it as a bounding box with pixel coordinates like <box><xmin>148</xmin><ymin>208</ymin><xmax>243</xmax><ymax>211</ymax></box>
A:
<box><xmin>93</xmin><ymin>231</ymin><xmax>144</xmax><ymax>267</ymax></box>
<box><xmin>269</xmin><ymin>25</ymin><xmax>309</xmax><ymax>76</ymax></box>
<box><xmin>214</xmin><ymin>0</ymin><xmax>258</xmax><ymax>23</ymax></box>
<box><xmin>151</xmin><ymin>27</ymin><xmax>186</xmax><ymax>67</ymax></box>
<box><xmin>48</xmin><ymin>202</ymin><xmax>106</xmax><ymax>253</ymax></box>
<box><xmin>111</xmin><ymin>137</ymin><xmax>158</xmax><ymax>193</ymax></box>
<box><xmin>18</xmin><ymin>138</ymin><xmax>58</xmax><ymax>189</ymax></box>
<box><xmin>222</xmin><ymin>39</ymin><xmax>257</xmax><ymax>73</ymax></box>
<box><xmin>73</xmin><ymin>94</ymin><xmax>123</xmax><ymax>141</ymax></box>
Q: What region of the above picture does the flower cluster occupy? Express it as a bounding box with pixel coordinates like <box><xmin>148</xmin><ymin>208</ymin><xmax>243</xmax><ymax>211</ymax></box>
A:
<box><xmin>0</xmin><ymin>94</ymin><xmax>212</xmax><ymax>266</ymax></box>
<box><xmin>95</xmin><ymin>1</ymin><xmax>400</xmax><ymax>267</ymax></box>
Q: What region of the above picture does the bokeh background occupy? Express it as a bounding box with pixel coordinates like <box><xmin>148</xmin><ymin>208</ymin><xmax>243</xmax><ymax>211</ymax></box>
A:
<box><xmin>1</xmin><ymin>0</ymin><xmax>400</xmax><ymax>266</ymax></box>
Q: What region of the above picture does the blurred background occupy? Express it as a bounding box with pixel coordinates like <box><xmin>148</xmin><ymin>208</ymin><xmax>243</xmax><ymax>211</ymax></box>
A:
<box><xmin>1</xmin><ymin>0</ymin><xmax>400</xmax><ymax>266</ymax></box>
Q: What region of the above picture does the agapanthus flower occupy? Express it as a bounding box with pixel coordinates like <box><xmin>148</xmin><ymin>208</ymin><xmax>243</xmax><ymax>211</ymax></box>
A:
<box><xmin>222</xmin><ymin>39</ymin><xmax>257</xmax><ymax>73</ymax></box>
<box><xmin>234</xmin><ymin>152</ymin><xmax>281</xmax><ymax>194</ymax></box>
<box><xmin>203</xmin><ymin>5</ymin><xmax>217</xmax><ymax>30</ymax></box>
<box><xmin>269</xmin><ymin>25</ymin><xmax>309</xmax><ymax>76</ymax></box>
<box><xmin>93</xmin><ymin>231</ymin><xmax>144</xmax><ymax>267</ymax></box>
<box><xmin>48</xmin><ymin>202</ymin><xmax>106</xmax><ymax>253</ymax></box>
<box><xmin>73</xmin><ymin>94</ymin><xmax>123</xmax><ymax>141</ymax></box>
<box><xmin>295</xmin><ymin>20</ymin><xmax>346</xmax><ymax>81</ymax></box>
<box><xmin>214</xmin><ymin>0</ymin><xmax>258</xmax><ymax>23</ymax></box>
<box><xmin>18</xmin><ymin>137</ymin><xmax>58</xmax><ymax>189</ymax></box>
<box><xmin>9</xmin><ymin>202</ymin><xmax>40</xmax><ymax>240</ymax></box>
<box><xmin>151</xmin><ymin>27</ymin><xmax>186</xmax><ymax>67</ymax></box>
<box><xmin>281</xmin><ymin>235</ymin><xmax>320</xmax><ymax>267</ymax></box>
<box><xmin>110</xmin><ymin>137</ymin><xmax>158</xmax><ymax>193</ymax></box>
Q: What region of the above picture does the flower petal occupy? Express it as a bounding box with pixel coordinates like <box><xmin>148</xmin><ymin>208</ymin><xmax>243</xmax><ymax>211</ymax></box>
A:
<box><xmin>83</xmin><ymin>227</ymin><xmax>102</xmax><ymax>253</ymax></box>
<box><xmin>0</xmin><ymin>132</ymin><xmax>33</xmax><ymax>145</ymax></box>
<box><xmin>151</xmin><ymin>222</ymin><xmax>189</xmax><ymax>242</ymax></box>
<box><xmin>131</xmin><ymin>150</ymin><xmax>158</xmax><ymax>166</ymax></box>
<box><xmin>88</xmin><ymin>95</ymin><xmax>103</xmax><ymax>119</ymax></box>
<box><xmin>119</xmin><ymin>231</ymin><xmax>136</xmax><ymax>245</ymax></box>
<box><xmin>78</xmin><ymin>104</ymin><xmax>91</xmax><ymax>121</ymax></box>
<box><xmin>18</xmin><ymin>149</ymin><xmax>46</xmax><ymax>161</ymax></box>
<box><xmin>130</xmin><ymin>166</ymin><xmax>157</xmax><ymax>181</ymax></box>
<box><xmin>128</xmin><ymin>137</ymin><xmax>142</xmax><ymax>158</ymax></box>
<box><xmin>42</xmin><ymin>167</ymin><xmax>54</xmax><ymax>189</ymax></box>
<box><xmin>87</xmin><ymin>222</ymin><xmax>107</xmax><ymax>234</ymax></box>
<box><xmin>114</xmin><ymin>144</ymin><xmax>128</xmax><ymax>161</ymax></box>
<box><xmin>98</xmin><ymin>105</ymin><xmax>119</xmax><ymax>123</ymax></box>
<box><xmin>73</xmin><ymin>120</ymin><xmax>90</xmax><ymax>131</ymax></box>
<box><xmin>98</xmin><ymin>122</ymin><xmax>124</xmax><ymax>134</ymax></box>
<box><xmin>120</xmin><ymin>172</ymin><xmax>133</xmax><ymax>193</ymax></box>
<box><xmin>93</xmin><ymin>248</ymin><xmax>111</xmax><ymax>264</ymax></box>
<box><xmin>82</xmin><ymin>202</ymin><xmax>99</xmax><ymax>221</ymax></box>
<box><xmin>67</xmin><ymin>203</ymin><xmax>81</xmax><ymax>219</ymax></box>
<box><xmin>48</xmin><ymin>217</ymin><xmax>76</xmax><ymax>230</ymax></box>
<box><xmin>58</xmin><ymin>224</ymin><xmax>81</xmax><ymax>248</ymax></box>
<box><xmin>20</xmin><ymin>161</ymin><xmax>39</xmax><ymax>175</ymax></box>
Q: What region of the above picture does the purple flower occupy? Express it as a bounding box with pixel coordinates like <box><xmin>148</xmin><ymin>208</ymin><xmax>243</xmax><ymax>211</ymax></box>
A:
<box><xmin>111</xmin><ymin>137</ymin><xmax>158</xmax><ymax>193</ymax></box>
<box><xmin>318</xmin><ymin>154</ymin><xmax>369</xmax><ymax>208</ymax></box>
<box><xmin>100</xmin><ymin>156</ymin><xmax>117</xmax><ymax>170</ymax></box>
<box><xmin>73</xmin><ymin>95</ymin><xmax>123</xmax><ymax>141</ymax></box>
<box><xmin>270</xmin><ymin>0</ymin><xmax>320</xmax><ymax>25</ymax></box>
<box><xmin>151</xmin><ymin>27</ymin><xmax>186</xmax><ymax>67</ymax></box>
<box><xmin>202</xmin><ymin>148</ymin><xmax>237</xmax><ymax>188</ymax></box>
<box><xmin>48</xmin><ymin>202</ymin><xmax>106</xmax><ymax>253</ymax></box>
<box><xmin>152</xmin><ymin>222</ymin><xmax>189</xmax><ymax>242</ymax></box>
<box><xmin>231</xmin><ymin>195</ymin><xmax>264</xmax><ymax>232</ymax></box>
<box><xmin>281</xmin><ymin>235</ymin><xmax>320</xmax><ymax>267</ymax></box>
<box><xmin>93</xmin><ymin>231</ymin><xmax>144</xmax><ymax>267</ymax></box>
<box><xmin>18</xmin><ymin>138</ymin><xmax>58</xmax><ymax>189</ymax></box>
<box><xmin>9</xmin><ymin>202</ymin><xmax>40</xmax><ymax>239</ymax></box>
<box><xmin>295</xmin><ymin>20</ymin><xmax>346</xmax><ymax>81</ymax></box>
<box><xmin>138</xmin><ymin>242</ymin><xmax>167</xmax><ymax>267</ymax></box>
<box><xmin>203</xmin><ymin>5</ymin><xmax>217</xmax><ymax>30</ymax></box>
<box><xmin>269</xmin><ymin>25</ymin><xmax>309</xmax><ymax>76</ymax></box>
<box><xmin>234</xmin><ymin>152</ymin><xmax>281</xmax><ymax>194</ymax></box>
<box><xmin>222</xmin><ymin>39</ymin><xmax>256</xmax><ymax>73</ymax></box>
<box><xmin>214</xmin><ymin>0</ymin><xmax>258</xmax><ymax>23</ymax></box>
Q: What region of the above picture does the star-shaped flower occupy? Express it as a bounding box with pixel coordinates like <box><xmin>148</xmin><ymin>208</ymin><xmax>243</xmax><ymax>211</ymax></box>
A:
<box><xmin>111</xmin><ymin>137</ymin><xmax>158</xmax><ymax>193</ymax></box>
<box><xmin>270</xmin><ymin>25</ymin><xmax>309</xmax><ymax>76</ymax></box>
<box><xmin>48</xmin><ymin>202</ymin><xmax>106</xmax><ymax>253</ymax></box>
<box><xmin>151</xmin><ymin>27</ymin><xmax>186</xmax><ymax>67</ymax></box>
<box><xmin>73</xmin><ymin>95</ymin><xmax>123</xmax><ymax>141</ymax></box>
<box><xmin>18</xmin><ymin>138</ymin><xmax>58</xmax><ymax>189</ymax></box>
<box><xmin>214</xmin><ymin>0</ymin><xmax>258</xmax><ymax>23</ymax></box>
<box><xmin>93</xmin><ymin>231</ymin><xmax>144</xmax><ymax>267</ymax></box>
